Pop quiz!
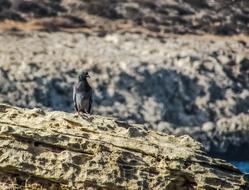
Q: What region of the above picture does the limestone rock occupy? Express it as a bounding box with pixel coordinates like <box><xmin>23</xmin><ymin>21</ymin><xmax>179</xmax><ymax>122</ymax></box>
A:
<box><xmin>0</xmin><ymin>32</ymin><xmax>248</xmax><ymax>160</ymax></box>
<box><xmin>0</xmin><ymin>104</ymin><xmax>248</xmax><ymax>189</ymax></box>
<box><xmin>174</xmin><ymin>113</ymin><xmax>249</xmax><ymax>161</ymax></box>
<box><xmin>1</xmin><ymin>0</ymin><xmax>249</xmax><ymax>35</ymax></box>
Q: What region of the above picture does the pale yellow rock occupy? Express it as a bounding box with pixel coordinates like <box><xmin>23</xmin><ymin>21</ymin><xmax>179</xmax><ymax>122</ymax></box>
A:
<box><xmin>0</xmin><ymin>104</ymin><xmax>248</xmax><ymax>190</ymax></box>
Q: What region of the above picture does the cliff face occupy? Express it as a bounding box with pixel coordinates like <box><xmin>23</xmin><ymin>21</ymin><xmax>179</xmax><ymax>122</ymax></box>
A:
<box><xmin>0</xmin><ymin>32</ymin><xmax>248</xmax><ymax>160</ymax></box>
<box><xmin>0</xmin><ymin>104</ymin><xmax>248</xmax><ymax>189</ymax></box>
<box><xmin>0</xmin><ymin>0</ymin><xmax>249</xmax><ymax>35</ymax></box>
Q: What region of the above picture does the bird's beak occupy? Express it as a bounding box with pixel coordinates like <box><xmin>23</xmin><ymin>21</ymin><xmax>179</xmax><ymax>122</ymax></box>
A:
<box><xmin>86</xmin><ymin>73</ymin><xmax>90</xmax><ymax>78</ymax></box>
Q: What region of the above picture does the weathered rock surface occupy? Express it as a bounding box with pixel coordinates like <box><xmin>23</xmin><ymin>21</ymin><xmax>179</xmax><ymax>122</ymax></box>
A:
<box><xmin>0</xmin><ymin>0</ymin><xmax>249</xmax><ymax>35</ymax></box>
<box><xmin>174</xmin><ymin>113</ymin><xmax>249</xmax><ymax>161</ymax></box>
<box><xmin>0</xmin><ymin>32</ymin><xmax>248</xmax><ymax>160</ymax></box>
<box><xmin>0</xmin><ymin>104</ymin><xmax>248</xmax><ymax>189</ymax></box>
<box><xmin>0</xmin><ymin>32</ymin><xmax>248</xmax><ymax>127</ymax></box>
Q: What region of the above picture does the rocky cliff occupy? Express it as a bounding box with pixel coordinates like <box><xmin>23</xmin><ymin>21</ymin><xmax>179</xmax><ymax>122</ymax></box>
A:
<box><xmin>0</xmin><ymin>32</ymin><xmax>248</xmax><ymax>161</ymax></box>
<box><xmin>0</xmin><ymin>104</ymin><xmax>248</xmax><ymax>189</ymax></box>
<box><xmin>1</xmin><ymin>0</ymin><xmax>249</xmax><ymax>35</ymax></box>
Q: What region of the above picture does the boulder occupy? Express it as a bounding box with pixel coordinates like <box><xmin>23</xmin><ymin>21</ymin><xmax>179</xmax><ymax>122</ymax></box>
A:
<box><xmin>0</xmin><ymin>104</ymin><xmax>248</xmax><ymax>189</ymax></box>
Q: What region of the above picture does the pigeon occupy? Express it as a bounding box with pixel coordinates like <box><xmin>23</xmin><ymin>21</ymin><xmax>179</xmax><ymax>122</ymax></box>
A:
<box><xmin>73</xmin><ymin>72</ymin><xmax>93</xmax><ymax>115</ymax></box>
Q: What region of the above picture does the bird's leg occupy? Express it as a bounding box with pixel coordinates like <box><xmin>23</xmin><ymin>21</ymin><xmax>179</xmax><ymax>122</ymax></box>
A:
<box><xmin>74</xmin><ymin>111</ymin><xmax>80</xmax><ymax>116</ymax></box>
<box><xmin>79</xmin><ymin>111</ymin><xmax>89</xmax><ymax>119</ymax></box>
<box><xmin>75</xmin><ymin>112</ymin><xmax>87</xmax><ymax>120</ymax></box>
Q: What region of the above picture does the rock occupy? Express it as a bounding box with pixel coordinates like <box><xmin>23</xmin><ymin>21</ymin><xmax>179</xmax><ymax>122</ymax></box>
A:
<box><xmin>105</xmin><ymin>34</ymin><xmax>120</xmax><ymax>45</ymax></box>
<box><xmin>176</xmin><ymin>114</ymin><xmax>249</xmax><ymax>161</ymax></box>
<box><xmin>217</xmin><ymin>55</ymin><xmax>231</xmax><ymax>65</ymax></box>
<box><xmin>0</xmin><ymin>32</ymin><xmax>249</xmax><ymax>160</ymax></box>
<box><xmin>0</xmin><ymin>104</ymin><xmax>248</xmax><ymax>189</ymax></box>
<box><xmin>0</xmin><ymin>0</ymin><xmax>249</xmax><ymax>35</ymax></box>
<box><xmin>202</xmin><ymin>121</ymin><xmax>215</xmax><ymax>132</ymax></box>
<box><xmin>157</xmin><ymin>121</ymin><xmax>174</xmax><ymax>133</ymax></box>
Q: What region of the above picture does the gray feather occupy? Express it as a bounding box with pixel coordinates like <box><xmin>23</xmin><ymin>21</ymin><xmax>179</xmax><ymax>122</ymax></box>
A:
<box><xmin>73</xmin><ymin>85</ymin><xmax>78</xmax><ymax>112</ymax></box>
<box><xmin>73</xmin><ymin>77</ymin><xmax>93</xmax><ymax>114</ymax></box>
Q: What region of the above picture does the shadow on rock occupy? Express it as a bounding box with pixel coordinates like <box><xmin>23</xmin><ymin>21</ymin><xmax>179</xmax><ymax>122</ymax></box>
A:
<box><xmin>34</xmin><ymin>70</ymin><xmax>77</xmax><ymax>112</ymax></box>
<box><xmin>96</xmin><ymin>68</ymin><xmax>209</xmax><ymax>127</ymax></box>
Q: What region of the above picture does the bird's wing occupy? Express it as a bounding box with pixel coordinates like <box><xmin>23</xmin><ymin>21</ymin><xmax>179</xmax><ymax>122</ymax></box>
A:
<box><xmin>88</xmin><ymin>95</ymin><xmax>92</xmax><ymax>114</ymax></box>
<box><xmin>83</xmin><ymin>87</ymin><xmax>93</xmax><ymax>114</ymax></box>
<box><xmin>73</xmin><ymin>85</ymin><xmax>78</xmax><ymax>112</ymax></box>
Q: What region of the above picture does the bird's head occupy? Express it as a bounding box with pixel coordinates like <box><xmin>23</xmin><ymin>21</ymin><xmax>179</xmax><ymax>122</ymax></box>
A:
<box><xmin>78</xmin><ymin>72</ymin><xmax>90</xmax><ymax>81</ymax></box>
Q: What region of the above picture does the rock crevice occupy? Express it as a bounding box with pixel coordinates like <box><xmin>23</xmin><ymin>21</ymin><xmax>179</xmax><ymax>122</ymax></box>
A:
<box><xmin>0</xmin><ymin>104</ymin><xmax>248</xmax><ymax>189</ymax></box>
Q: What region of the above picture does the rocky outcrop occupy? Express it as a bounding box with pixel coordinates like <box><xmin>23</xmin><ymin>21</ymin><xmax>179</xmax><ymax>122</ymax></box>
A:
<box><xmin>0</xmin><ymin>104</ymin><xmax>248</xmax><ymax>189</ymax></box>
<box><xmin>0</xmin><ymin>0</ymin><xmax>249</xmax><ymax>35</ymax></box>
<box><xmin>174</xmin><ymin>113</ymin><xmax>249</xmax><ymax>161</ymax></box>
<box><xmin>0</xmin><ymin>32</ymin><xmax>248</xmax><ymax>128</ymax></box>
<box><xmin>0</xmin><ymin>32</ymin><xmax>248</xmax><ymax>160</ymax></box>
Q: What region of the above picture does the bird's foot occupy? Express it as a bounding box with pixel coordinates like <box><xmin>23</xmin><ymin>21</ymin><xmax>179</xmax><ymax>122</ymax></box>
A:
<box><xmin>73</xmin><ymin>112</ymin><xmax>80</xmax><ymax>117</ymax></box>
<box><xmin>80</xmin><ymin>111</ymin><xmax>91</xmax><ymax>119</ymax></box>
<box><xmin>80</xmin><ymin>113</ymin><xmax>89</xmax><ymax>120</ymax></box>
<box><xmin>73</xmin><ymin>111</ymin><xmax>90</xmax><ymax>120</ymax></box>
